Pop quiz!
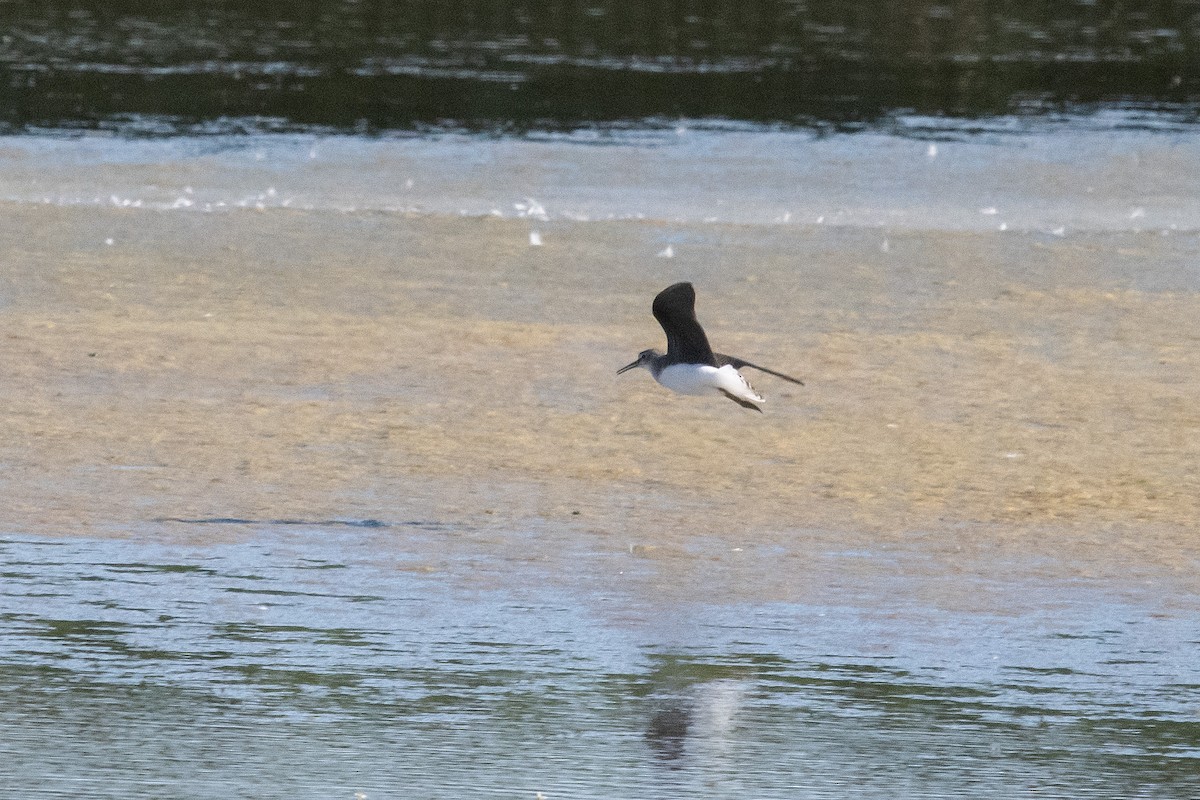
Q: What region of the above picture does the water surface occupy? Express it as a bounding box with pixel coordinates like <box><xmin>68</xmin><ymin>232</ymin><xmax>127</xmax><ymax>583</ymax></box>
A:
<box><xmin>2</xmin><ymin>524</ymin><xmax>1197</xmax><ymax>798</ymax></box>
<box><xmin>2</xmin><ymin>0</ymin><xmax>1196</xmax><ymax>132</ymax></box>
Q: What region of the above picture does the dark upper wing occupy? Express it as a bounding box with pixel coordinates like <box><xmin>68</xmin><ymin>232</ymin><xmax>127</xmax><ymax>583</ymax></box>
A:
<box><xmin>715</xmin><ymin>353</ymin><xmax>805</xmax><ymax>386</ymax></box>
<box><xmin>651</xmin><ymin>282</ymin><xmax>716</xmax><ymax>365</ymax></box>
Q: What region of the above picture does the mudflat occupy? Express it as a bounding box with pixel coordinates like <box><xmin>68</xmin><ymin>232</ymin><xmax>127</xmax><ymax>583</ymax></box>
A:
<box><xmin>3</xmin><ymin>202</ymin><xmax>1198</xmax><ymax>591</ymax></box>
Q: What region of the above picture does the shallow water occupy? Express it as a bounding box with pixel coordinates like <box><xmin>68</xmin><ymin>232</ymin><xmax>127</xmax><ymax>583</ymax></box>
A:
<box><xmin>4</xmin><ymin>116</ymin><xmax>1200</xmax><ymax>235</ymax></box>
<box><xmin>1</xmin><ymin>523</ymin><xmax>1197</xmax><ymax>799</ymax></box>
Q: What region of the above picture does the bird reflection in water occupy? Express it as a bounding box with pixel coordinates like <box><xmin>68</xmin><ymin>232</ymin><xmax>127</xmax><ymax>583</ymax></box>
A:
<box><xmin>645</xmin><ymin>704</ymin><xmax>692</xmax><ymax>765</ymax></box>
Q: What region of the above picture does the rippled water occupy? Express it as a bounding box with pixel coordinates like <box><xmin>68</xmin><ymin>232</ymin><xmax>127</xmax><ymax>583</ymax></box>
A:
<box><xmin>2</xmin><ymin>523</ymin><xmax>1197</xmax><ymax>798</ymax></box>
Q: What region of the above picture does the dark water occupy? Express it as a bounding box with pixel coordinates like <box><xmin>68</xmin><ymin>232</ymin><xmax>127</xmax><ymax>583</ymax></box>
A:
<box><xmin>1</xmin><ymin>0</ymin><xmax>1197</xmax><ymax>133</ymax></box>
<box><xmin>2</xmin><ymin>525</ymin><xmax>1197</xmax><ymax>798</ymax></box>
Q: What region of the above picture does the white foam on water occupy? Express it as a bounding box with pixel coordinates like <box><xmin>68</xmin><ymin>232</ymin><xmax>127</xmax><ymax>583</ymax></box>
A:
<box><xmin>0</xmin><ymin>115</ymin><xmax>1197</xmax><ymax>233</ymax></box>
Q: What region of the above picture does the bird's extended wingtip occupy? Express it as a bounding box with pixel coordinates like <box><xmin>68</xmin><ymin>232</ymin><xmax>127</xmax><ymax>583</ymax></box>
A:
<box><xmin>716</xmin><ymin>353</ymin><xmax>804</xmax><ymax>386</ymax></box>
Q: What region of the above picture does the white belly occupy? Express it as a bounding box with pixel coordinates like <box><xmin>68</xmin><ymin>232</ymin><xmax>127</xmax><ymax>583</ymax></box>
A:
<box><xmin>656</xmin><ymin>363</ymin><xmax>764</xmax><ymax>404</ymax></box>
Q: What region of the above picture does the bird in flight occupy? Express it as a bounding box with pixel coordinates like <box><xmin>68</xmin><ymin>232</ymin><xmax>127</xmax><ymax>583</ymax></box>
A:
<box><xmin>618</xmin><ymin>282</ymin><xmax>804</xmax><ymax>412</ymax></box>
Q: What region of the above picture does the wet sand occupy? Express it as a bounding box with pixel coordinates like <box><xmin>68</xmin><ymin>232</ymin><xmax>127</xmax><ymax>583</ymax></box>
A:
<box><xmin>3</xmin><ymin>201</ymin><xmax>1199</xmax><ymax>591</ymax></box>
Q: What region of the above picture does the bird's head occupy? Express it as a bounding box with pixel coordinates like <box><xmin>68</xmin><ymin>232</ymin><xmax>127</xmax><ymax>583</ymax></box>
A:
<box><xmin>617</xmin><ymin>349</ymin><xmax>660</xmax><ymax>375</ymax></box>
